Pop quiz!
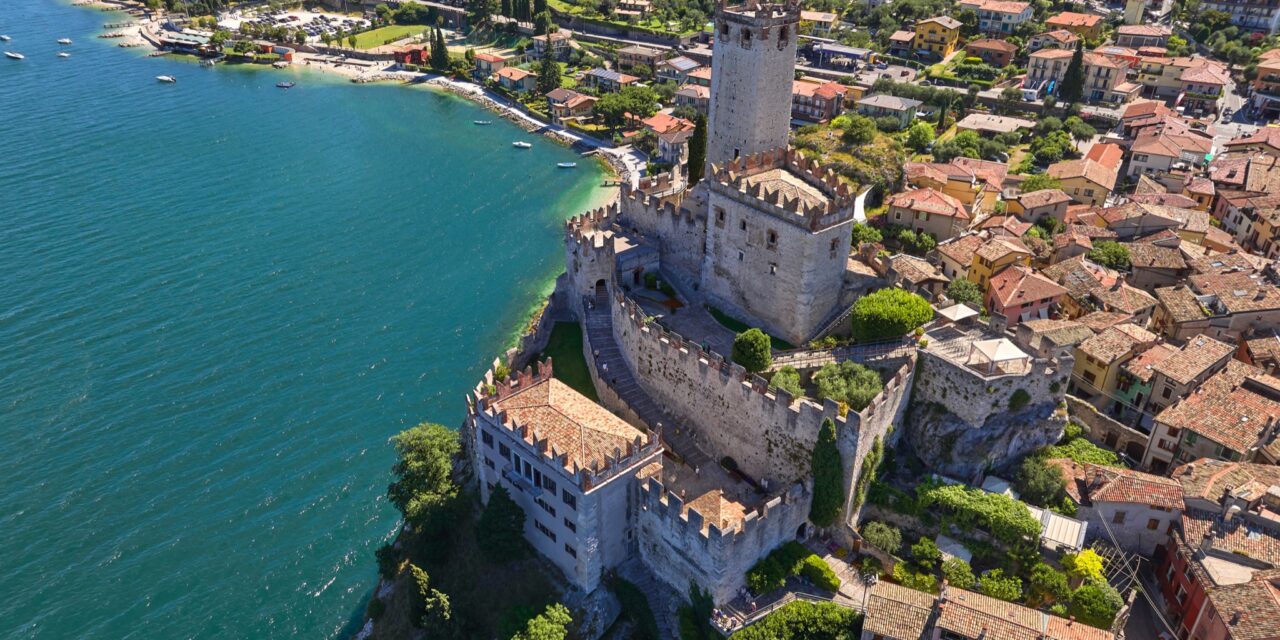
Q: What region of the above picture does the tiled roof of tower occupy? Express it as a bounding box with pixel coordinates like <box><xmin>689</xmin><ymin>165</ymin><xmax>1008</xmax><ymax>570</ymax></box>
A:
<box><xmin>492</xmin><ymin>378</ymin><xmax>647</xmax><ymax>471</ymax></box>
<box><xmin>1152</xmin><ymin>334</ymin><xmax>1235</xmax><ymax>385</ymax></box>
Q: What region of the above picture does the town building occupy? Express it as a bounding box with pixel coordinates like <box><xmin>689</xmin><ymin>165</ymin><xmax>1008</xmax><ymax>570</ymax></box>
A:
<box><xmin>1198</xmin><ymin>0</ymin><xmax>1280</xmax><ymax>33</ymax></box>
<box><xmin>968</xmin><ymin>236</ymin><xmax>1033</xmax><ymax>292</ymax></box>
<box><xmin>655</xmin><ymin>56</ymin><xmax>701</xmax><ymax>84</ymax></box>
<box><xmin>473</xmin><ymin>52</ymin><xmax>508</xmax><ymax>81</ymax></box>
<box><xmin>791</xmin><ymin>78</ymin><xmax>847</xmax><ymax>122</ymax></box>
<box><xmin>855</xmin><ymin>94</ymin><xmax>922</xmax><ymax>129</ymax></box>
<box><xmin>1138</xmin><ymin>335</ymin><xmax>1238</xmax><ymax>469</ymax></box>
<box><xmin>1049</xmin><ymin>157</ymin><xmax>1121</xmax><ymax>207</ymax></box>
<box><xmin>673</xmin><ymin>84</ymin><xmax>710</xmax><ymax>114</ymax></box>
<box><xmin>935</xmin><ymin>233</ymin><xmax>987</xmax><ymax>280</ymax></box>
<box><xmin>496</xmin><ymin>66</ymin><xmax>536</xmax><ymax>93</ymax></box>
<box><xmin>1251</xmin><ymin>50</ymin><xmax>1280</xmax><ymax>118</ymax></box>
<box><xmin>799</xmin><ymin>9</ymin><xmax>837</xmax><ymax>35</ymax></box>
<box><xmin>964</xmin><ymin>38</ymin><xmax>1019</xmax><ymax>67</ymax></box>
<box><xmin>903</xmin><ymin>157</ymin><xmax>1008</xmax><ymax>215</ymax></box>
<box><xmin>531</xmin><ymin>31</ymin><xmax>572</xmax><ymax>60</ymax></box>
<box><xmin>957</xmin><ymin>0</ymin><xmax>1034</xmax><ymax>34</ymax></box>
<box><xmin>1050</xmin><ymin>458</ymin><xmax>1184</xmax><ymax>555</ymax></box>
<box><xmin>954</xmin><ymin>113</ymin><xmax>1034</xmax><ymax>137</ymax></box>
<box><xmin>986</xmin><ymin>264</ymin><xmax>1068</xmax><ymax>326</ymax></box>
<box><xmin>1045</xmin><ymin>11</ymin><xmax>1104</xmax><ymax>40</ymax></box>
<box><xmin>1027</xmin><ymin>29</ymin><xmax>1080</xmax><ymax>52</ymax></box>
<box><xmin>1115</xmin><ymin>25</ymin><xmax>1172</xmax><ymax>48</ymax></box>
<box><xmin>582</xmin><ymin>68</ymin><xmax>640</xmax><ymax>94</ymax></box>
<box><xmin>886</xmin><ymin>188</ymin><xmax>971</xmax><ymax>241</ymax></box>
<box><xmin>1009</xmin><ymin>188</ymin><xmax>1072</xmax><ymax>223</ymax></box>
<box><xmin>1126</xmin><ymin>118</ymin><xmax>1215</xmax><ymax>178</ymax></box>
<box><xmin>1071</xmin><ymin>323</ymin><xmax>1159</xmax><ymax>404</ymax></box>
<box><xmin>546</xmin><ymin>88</ymin><xmax>597</xmax><ymax>125</ymax></box>
<box><xmin>912</xmin><ymin>16</ymin><xmax>962</xmax><ymax>59</ymax></box>
<box><xmin>616</xmin><ymin>44</ymin><xmax>664</xmax><ymax>72</ymax></box>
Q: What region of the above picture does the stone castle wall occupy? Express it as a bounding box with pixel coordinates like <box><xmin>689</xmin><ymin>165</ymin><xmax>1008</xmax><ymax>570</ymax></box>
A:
<box><xmin>636</xmin><ymin>477</ymin><xmax>810</xmax><ymax>605</ymax></box>
<box><xmin>617</xmin><ymin>185</ymin><xmax>707</xmax><ymax>281</ymax></box>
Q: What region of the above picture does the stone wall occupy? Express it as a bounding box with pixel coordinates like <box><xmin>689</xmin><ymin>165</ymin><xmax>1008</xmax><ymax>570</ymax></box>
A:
<box><xmin>610</xmin><ymin>293</ymin><xmax>914</xmax><ymax>521</ymax></box>
<box><xmin>1065</xmin><ymin>395</ymin><xmax>1152</xmax><ymax>463</ymax></box>
<box><xmin>617</xmin><ymin>184</ymin><xmax>707</xmax><ymax>281</ymax></box>
<box><xmin>636</xmin><ymin>476</ymin><xmax>810</xmax><ymax>605</ymax></box>
<box><xmin>707</xmin><ymin>3</ymin><xmax>799</xmax><ymax>166</ymax></box>
<box><xmin>907</xmin><ymin>349</ymin><xmax>1070</xmax><ymax>477</ymax></box>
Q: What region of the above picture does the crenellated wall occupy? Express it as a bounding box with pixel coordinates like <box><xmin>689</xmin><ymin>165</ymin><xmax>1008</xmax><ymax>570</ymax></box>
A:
<box><xmin>609</xmin><ymin>292</ymin><xmax>914</xmax><ymax>522</ymax></box>
<box><xmin>617</xmin><ymin>183</ymin><xmax>707</xmax><ymax>280</ymax></box>
<box><xmin>636</xmin><ymin>476</ymin><xmax>810</xmax><ymax>604</ymax></box>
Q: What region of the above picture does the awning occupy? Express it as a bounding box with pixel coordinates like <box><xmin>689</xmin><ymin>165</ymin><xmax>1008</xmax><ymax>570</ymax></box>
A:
<box><xmin>969</xmin><ymin>338</ymin><xmax>1029</xmax><ymax>363</ymax></box>
<box><xmin>937</xmin><ymin>304</ymin><xmax>978</xmax><ymax>323</ymax></box>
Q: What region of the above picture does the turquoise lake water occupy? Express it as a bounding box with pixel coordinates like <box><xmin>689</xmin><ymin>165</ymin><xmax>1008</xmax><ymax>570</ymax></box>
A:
<box><xmin>0</xmin><ymin>2</ymin><xmax>609</xmax><ymax>637</ymax></box>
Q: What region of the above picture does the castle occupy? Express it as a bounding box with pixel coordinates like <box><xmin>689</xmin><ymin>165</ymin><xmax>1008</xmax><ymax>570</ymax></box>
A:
<box><xmin>466</xmin><ymin>0</ymin><xmax>1061</xmax><ymax>612</ymax></box>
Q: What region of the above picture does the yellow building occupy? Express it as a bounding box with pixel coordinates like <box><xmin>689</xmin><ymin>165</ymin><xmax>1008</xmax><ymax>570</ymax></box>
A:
<box><xmin>1071</xmin><ymin>324</ymin><xmax>1158</xmax><ymax>402</ymax></box>
<box><xmin>968</xmin><ymin>236</ymin><xmax>1032</xmax><ymax>292</ymax></box>
<box><xmin>903</xmin><ymin>158</ymin><xmax>1007</xmax><ymax>216</ymax></box>
<box><xmin>913</xmin><ymin>17</ymin><xmax>963</xmax><ymax>59</ymax></box>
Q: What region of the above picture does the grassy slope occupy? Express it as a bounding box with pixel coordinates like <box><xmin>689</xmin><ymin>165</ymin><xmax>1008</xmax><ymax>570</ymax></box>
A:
<box><xmin>353</xmin><ymin>25</ymin><xmax>426</xmax><ymax>49</ymax></box>
<box><xmin>538</xmin><ymin>322</ymin><xmax>599</xmax><ymax>401</ymax></box>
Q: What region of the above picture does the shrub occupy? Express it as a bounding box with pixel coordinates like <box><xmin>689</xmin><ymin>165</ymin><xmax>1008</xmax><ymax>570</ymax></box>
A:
<box><xmin>1043</xmin><ymin>437</ymin><xmax>1121</xmax><ymax>466</ymax></box>
<box><xmin>1008</xmin><ymin>389</ymin><xmax>1031</xmax><ymax>411</ymax></box>
<box><xmin>942</xmin><ymin>557</ymin><xmax>977</xmax><ymax>590</ymax></box>
<box><xmin>1088</xmin><ymin>240</ymin><xmax>1131</xmax><ymax>270</ymax></box>
<box><xmin>1069</xmin><ymin>582</ymin><xmax>1124</xmax><ymax>629</ymax></box>
<box><xmin>850</xmin><ymin>289</ymin><xmax>934</xmax><ymax>341</ymax></box>
<box><xmin>861</xmin><ymin>521</ymin><xmax>901</xmax><ymax>555</ymax></box>
<box><xmin>910</xmin><ymin>537</ymin><xmax>942</xmax><ymax>568</ymax></box>
<box><xmin>813</xmin><ymin>361</ymin><xmax>884</xmax><ymax>411</ymax></box>
<box><xmin>810</xmin><ymin>419</ymin><xmax>846</xmax><ymax>527</ymax></box>
<box><xmin>746</xmin><ymin>541</ymin><xmax>811</xmax><ymax>594</ymax></box>
<box><xmin>917</xmin><ymin>481</ymin><xmax>1041</xmax><ymax>549</ymax></box>
<box><xmin>850</xmin><ymin>436</ymin><xmax>884</xmax><ymax>512</ymax></box>
<box><xmin>1028</xmin><ymin>562</ymin><xmax>1071</xmax><ymax>606</ymax></box>
<box><xmin>728</xmin><ymin>601</ymin><xmax>861</xmax><ymax>640</ymax></box>
<box><xmin>1013</xmin><ymin>457</ymin><xmax>1067</xmax><ymax>508</ymax></box>
<box><xmin>946</xmin><ymin>278</ymin><xmax>983</xmax><ymax>306</ymax></box>
<box><xmin>477</xmin><ymin>486</ymin><xmax>528</xmax><ymax>562</ymax></box>
<box><xmin>800</xmin><ymin>555</ymin><xmax>842</xmax><ymax>591</ymax></box>
<box><xmin>977</xmin><ymin>569</ymin><xmax>1023</xmax><ymax>602</ymax></box>
<box><xmin>851</xmin><ymin>222</ymin><xmax>883</xmax><ymax>246</ymax></box>
<box><xmin>494</xmin><ymin>362</ymin><xmax>511</xmax><ymax>382</ymax></box>
<box><xmin>769</xmin><ymin>366</ymin><xmax>803</xmax><ymax>398</ymax></box>
<box><xmin>893</xmin><ymin>562</ymin><xmax>939</xmax><ymax>593</ymax></box>
<box><xmin>841</xmin><ymin>114</ymin><xmax>878</xmax><ymax>145</ymax></box>
<box><xmin>1063</xmin><ymin>549</ymin><xmax>1105</xmax><ymax>583</ymax></box>
<box><xmin>732</xmin><ymin>328</ymin><xmax>773</xmax><ymax>373</ymax></box>
<box><xmin>375</xmin><ymin>542</ymin><xmax>400</xmax><ymax>579</ymax></box>
<box><xmin>643</xmin><ymin>271</ymin><xmax>658</xmax><ymax>289</ymax></box>
<box><xmin>679</xmin><ymin>584</ymin><xmax>717</xmax><ymax>640</ymax></box>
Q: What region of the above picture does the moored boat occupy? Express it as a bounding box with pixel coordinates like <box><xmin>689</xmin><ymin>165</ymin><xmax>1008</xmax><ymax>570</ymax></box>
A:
<box><xmin>4</xmin><ymin>51</ymin><xmax>24</xmax><ymax>60</ymax></box>
<box><xmin>58</xmin><ymin>52</ymin><xmax>71</xmax><ymax>58</ymax></box>
<box><xmin>156</xmin><ymin>75</ymin><xmax>176</xmax><ymax>83</ymax></box>
<box><xmin>276</xmin><ymin>81</ymin><xmax>295</xmax><ymax>89</ymax></box>
<box><xmin>0</xmin><ymin>35</ymin><xmax>10</xmax><ymax>42</ymax></box>
<box><xmin>512</xmin><ymin>141</ymin><xmax>532</xmax><ymax>149</ymax></box>
<box><xmin>57</xmin><ymin>38</ymin><xmax>72</xmax><ymax>45</ymax></box>
<box><xmin>473</xmin><ymin>120</ymin><xmax>492</xmax><ymax>125</ymax></box>
<box><xmin>557</xmin><ymin>162</ymin><xmax>577</xmax><ymax>168</ymax></box>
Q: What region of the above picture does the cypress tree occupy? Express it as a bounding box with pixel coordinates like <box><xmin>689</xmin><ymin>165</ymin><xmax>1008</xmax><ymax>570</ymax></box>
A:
<box><xmin>808</xmin><ymin>418</ymin><xmax>844</xmax><ymax>527</ymax></box>
<box><xmin>534</xmin><ymin>0</ymin><xmax>547</xmax><ymax>16</ymax></box>
<box><xmin>501</xmin><ymin>0</ymin><xmax>512</xmax><ymax>17</ymax></box>
<box><xmin>1059</xmin><ymin>41</ymin><xmax>1085</xmax><ymax>104</ymax></box>
<box><xmin>687</xmin><ymin>113</ymin><xmax>707</xmax><ymax>186</ymax></box>
<box><xmin>431</xmin><ymin>28</ymin><xmax>450</xmax><ymax>70</ymax></box>
<box><xmin>537</xmin><ymin>58</ymin><xmax>560</xmax><ymax>94</ymax></box>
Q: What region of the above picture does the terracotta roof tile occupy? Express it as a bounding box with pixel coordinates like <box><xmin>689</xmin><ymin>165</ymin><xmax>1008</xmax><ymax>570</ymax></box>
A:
<box><xmin>888</xmin><ymin>187</ymin><xmax>969</xmax><ymax>219</ymax></box>
<box><xmin>1152</xmin><ymin>334</ymin><xmax>1235</xmax><ymax>385</ymax></box>
<box><xmin>989</xmin><ymin>265</ymin><xmax>1067</xmax><ymax>307</ymax></box>
<box><xmin>1077</xmin><ymin>324</ymin><xmax>1157</xmax><ymax>363</ymax></box>
<box><xmin>493</xmin><ymin>378</ymin><xmax>647</xmax><ymax>471</ymax></box>
<box><xmin>863</xmin><ymin>581</ymin><xmax>937</xmax><ymax>640</ymax></box>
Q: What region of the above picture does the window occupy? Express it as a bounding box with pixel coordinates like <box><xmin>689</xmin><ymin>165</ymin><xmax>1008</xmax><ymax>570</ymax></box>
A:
<box><xmin>538</xmin><ymin>498</ymin><xmax>556</xmax><ymax>517</ymax></box>
<box><xmin>1135</xmin><ymin>154</ymin><xmax>1149</xmax><ymax>162</ymax></box>
<box><xmin>769</xmin><ymin>263</ymin><xmax>777</xmax><ymax>275</ymax></box>
<box><xmin>1162</xmin><ymin>385</ymin><xmax>1173</xmax><ymax>399</ymax></box>
<box><xmin>564</xmin><ymin>543</ymin><xmax>577</xmax><ymax>558</ymax></box>
<box><xmin>1185</xmin><ymin>431</ymin><xmax>1198</xmax><ymax>445</ymax></box>
<box><xmin>767</xmin><ymin>230</ymin><xmax>777</xmax><ymax>249</ymax></box>
<box><xmin>542</xmin><ymin>476</ymin><xmax>557</xmax><ymax>494</ymax></box>
<box><xmin>1112</xmin><ymin>511</ymin><xmax>1127</xmax><ymax>524</ymax></box>
<box><xmin>720</xmin><ymin>21</ymin><xmax>728</xmax><ymax>37</ymax></box>
<box><xmin>738</xmin><ymin>250</ymin><xmax>744</xmax><ymax>261</ymax></box>
<box><xmin>481</xmin><ymin>429</ymin><xmax>493</xmax><ymax>448</ymax></box>
<box><xmin>740</xmin><ymin>219</ymin><xmax>747</xmax><ymax>231</ymax></box>
<box><xmin>741</xmin><ymin>26</ymin><xmax>752</xmax><ymax>47</ymax></box>
<box><xmin>830</xmin><ymin>238</ymin><xmax>839</xmax><ymax>258</ymax></box>
<box><xmin>564</xmin><ymin>517</ymin><xmax>576</xmax><ymax>533</ymax></box>
<box><xmin>715</xmin><ymin>207</ymin><xmax>726</xmax><ymax>228</ymax></box>
<box><xmin>777</xmin><ymin>25</ymin><xmax>789</xmax><ymax>48</ymax></box>
<box><xmin>535</xmin><ymin>520</ymin><xmax>556</xmax><ymax>542</ymax></box>
<box><xmin>499</xmin><ymin>442</ymin><xmax>510</xmax><ymax>461</ymax></box>
<box><xmin>562</xmin><ymin>489</ymin><xmax>576</xmax><ymax>510</ymax></box>
<box><xmin>485</xmin><ymin>457</ymin><xmax>495</xmax><ymax>469</ymax></box>
<box><xmin>1084</xmin><ymin>189</ymin><xmax>1095</xmax><ymax>197</ymax></box>
<box><xmin>1147</xmin><ymin>518</ymin><xmax>1160</xmax><ymax>530</ymax></box>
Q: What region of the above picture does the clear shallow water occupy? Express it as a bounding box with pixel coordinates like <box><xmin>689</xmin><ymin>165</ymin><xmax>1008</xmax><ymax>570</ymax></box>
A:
<box><xmin>0</xmin><ymin>3</ymin><xmax>607</xmax><ymax>637</ymax></box>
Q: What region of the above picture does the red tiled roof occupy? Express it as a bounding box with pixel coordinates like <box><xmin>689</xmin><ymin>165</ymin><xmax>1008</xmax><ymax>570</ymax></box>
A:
<box><xmin>492</xmin><ymin>378</ymin><xmax>648</xmax><ymax>470</ymax></box>
<box><xmin>888</xmin><ymin>187</ymin><xmax>969</xmax><ymax>219</ymax></box>
<box><xmin>989</xmin><ymin>265</ymin><xmax>1067</xmax><ymax>307</ymax></box>
<box><xmin>1085</xmin><ymin>143</ymin><xmax>1125</xmax><ymax>171</ymax></box>
<box><xmin>1046</xmin><ymin>11</ymin><xmax>1102</xmax><ymax>28</ymax></box>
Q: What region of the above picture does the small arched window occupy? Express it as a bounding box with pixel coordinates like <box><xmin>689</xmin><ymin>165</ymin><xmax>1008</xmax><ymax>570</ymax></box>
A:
<box><xmin>741</xmin><ymin>26</ymin><xmax>752</xmax><ymax>47</ymax></box>
<box><xmin>777</xmin><ymin>25</ymin><xmax>789</xmax><ymax>49</ymax></box>
<box><xmin>719</xmin><ymin>21</ymin><xmax>729</xmax><ymax>37</ymax></box>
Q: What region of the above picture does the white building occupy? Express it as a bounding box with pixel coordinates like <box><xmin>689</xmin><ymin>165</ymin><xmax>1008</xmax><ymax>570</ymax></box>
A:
<box><xmin>1049</xmin><ymin>459</ymin><xmax>1184</xmax><ymax>556</ymax></box>
<box><xmin>469</xmin><ymin>366</ymin><xmax>663</xmax><ymax>593</ymax></box>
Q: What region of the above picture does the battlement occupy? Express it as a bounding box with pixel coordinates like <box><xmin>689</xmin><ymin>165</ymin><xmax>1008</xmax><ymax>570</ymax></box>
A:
<box><xmin>638</xmin><ymin>474</ymin><xmax>805</xmax><ymax>542</ymax></box>
<box><xmin>468</xmin><ymin>357</ymin><xmax>662</xmax><ymax>492</ymax></box>
<box><xmin>613</xmin><ymin>291</ymin><xmax>912</xmax><ymax>428</ymax></box>
<box><xmin>565</xmin><ymin>204</ymin><xmax>620</xmax><ymax>246</ymax></box>
<box><xmin>619</xmin><ymin>182</ymin><xmax>702</xmax><ymax>227</ymax></box>
<box><xmin>710</xmin><ymin>147</ymin><xmax>855</xmax><ymax>231</ymax></box>
<box><xmin>716</xmin><ymin>0</ymin><xmax>801</xmax><ymax>24</ymax></box>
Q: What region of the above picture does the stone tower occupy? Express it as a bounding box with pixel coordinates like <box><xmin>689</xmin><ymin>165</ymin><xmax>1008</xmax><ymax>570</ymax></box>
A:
<box><xmin>707</xmin><ymin>0</ymin><xmax>800</xmax><ymax>167</ymax></box>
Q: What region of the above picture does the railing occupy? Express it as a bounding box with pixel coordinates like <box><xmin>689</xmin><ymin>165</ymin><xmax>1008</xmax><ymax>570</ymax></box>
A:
<box><xmin>714</xmin><ymin>591</ymin><xmax>842</xmax><ymax>636</ymax></box>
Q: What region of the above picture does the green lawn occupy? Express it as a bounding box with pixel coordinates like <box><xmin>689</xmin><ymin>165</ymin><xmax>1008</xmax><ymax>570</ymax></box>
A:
<box><xmin>538</xmin><ymin>322</ymin><xmax>599</xmax><ymax>401</ymax></box>
<box><xmin>352</xmin><ymin>25</ymin><xmax>426</xmax><ymax>49</ymax></box>
<box><xmin>707</xmin><ymin>307</ymin><xmax>796</xmax><ymax>350</ymax></box>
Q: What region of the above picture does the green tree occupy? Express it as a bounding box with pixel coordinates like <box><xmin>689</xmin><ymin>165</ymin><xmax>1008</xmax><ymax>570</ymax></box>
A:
<box><xmin>999</xmin><ymin>86</ymin><xmax>1025</xmax><ymax>113</ymax></box>
<box><xmin>861</xmin><ymin>520</ymin><xmax>901</xmax><ymax>555</ymax></box>
<box><xmin>911</xmin><ymin>537</ymin><xmax>942</xmax><ymax>569</ymax></box>
<box><xmin>477</xmin><ymin>485</ymin><xmax>528</xmax><ymax>562</ymax></box>
<box><xmin>1019</xmin><ymin>174</ymin><xmax>1062</xmax><ymax>191</ymax></box>
<box><xmin>347</xmin><ymin>33</ymin><xmax>358</xmax><ymax>49</ymax></box>
<box><xmin>387</xmin><ymin>423</ymin><xmax>461</xmax><ymax>534</ymax></box>
<box><xmin>596</xmin><ymin>85</ymin><xmax>658</xmax><ymax>130</ymax></box>
<box><xmin>535</xmin><ymin>10</ymin><xmax>555</xmax><ymax>36</ymax></box>
<box><xmin>1064</xmin><ymin>116</ymin><xmax>1096</xmax><ymax>148</ymax></box>
<box><xmin>728</xmin><ymin>601</ymin><xmax>861</xmax><ymax>639</ymax></box>
<box><xmin>731</xmin><ymin>328</ymin><xmax>773</xmax><ymax>373</ymax></box>
<box><xmin>813</xmin><ymin>361</ymin><xmax>883</xmax><ymax>411</ymax></box>
<box><xmin>851</xmin><ymin>223</ymin><xmax>882</xmax><ymax>246</ymax></box>
<box><xmin>536</xmin><ymin>58</ymin><xmax>560</xmax><ymax>94</ymax></box>
<box><xmin>809</xmin><ymin>419</ymin><xmax>845</xmax><ymax>527</ymax></box>
<box><xmin>978</xmin><ymin>569</ymin><xmax>1023</xmax><ymax>602</ymax></box>
<box><xmin>1014</xmin><ymin>457</ymin><xmax>1067</xmax><ymax>508</ymax></box>
<box><xmin>946</xmin><ymin>278</ymin><xmax>983</xmax><ymax>307</ymax></box>
<box><xmin>1059</xmin><ymin>41</ymin><xmax>1084</xmax><ymax>104</ymax></box>
<box><xmin>1069</xmin><ymin>582</ymin><xmax>1124</xmax><ymax>629</ymax></box>
<box><xmin>411</xmin><ymin>564</ymin><xmax>455</xmax><ymax>632</ymax></box>
<box><xmin>1064</xmin><ymin>549</ymin><xmax>1106</xmax><ymax>583</ymax></box>
<box><xmin>905</xmin><ymin>120</ymin><xmax>935</xmax><ymax>151</ymax></box>
<box><xmin>430</xmin><ymin>28</ymin><xmax>451</xmax><ymax>70</ymax></box>
<box><xmin>687</xmin><ymin>114</ymin><xmax>707</xmax><ymax>186</ymax></box>
<box><xmin>840</xmin><ymin>115</ymin><xmax>878</xmax><ymax>146</ymax></box>
<box><xmin>942</xmin><ymin>557</ymin><xmax>977</xmax><ymax>589</ymax></box>
<box><xmin>1087</xmin><ymin>240</ymin><xmax>1130</xmax><ymax>270</ymax></box>
<box><xmin>849</xmin><ymin>288</ymin><xmax>934</xmax><ymax>341</ymax></box>
<box><xmin>1028</xmin><ymin>563</ymin><xmax>1071</xmax><ymax>607</ymax></box>
<box><xmin>769</xmin><ymin>365</ymin><xmax>803</xmax><ymax>398</ymax></box>
<box><xmin>513</xmin><ymin>603</ymin><xmax>573</xmax><ymax>640</ymax></box>
<box><xmin>468</xmin><ymin>0</ymin><xmax>498</xmax><ymax>29</ymax></box>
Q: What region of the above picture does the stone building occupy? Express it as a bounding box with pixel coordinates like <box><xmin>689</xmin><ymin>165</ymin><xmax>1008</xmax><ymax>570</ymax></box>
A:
<box><xmin>1049</xmin><ymin>458</ymin><xmax>1184</xmax><ymax>556</ymax></box>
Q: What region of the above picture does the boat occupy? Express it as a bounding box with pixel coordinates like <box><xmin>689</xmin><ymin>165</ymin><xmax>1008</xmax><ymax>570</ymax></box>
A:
<box><xmin>473</xmin><ymin>120</ymin><xmax>492</xmax><ymax>125</ymax></box>
<box><xmin>199</xmin><ymin>59</ymin><xmax>215</xmax><ymax>67</ymax></box>
<box><xmin>276</xmin><ymin>81</ymin><xmax>295</xmax><ymax>89</ymax></box>
<box><xmin>557</xmin><ymin>162</ymin><xmax>578</xmax><ymax>168</ymax></box>
<box><xmin>512</xmin><ymin>141</ymin><xmax>532</xmax><ymax>149</ymax></box>
<box><xmin>156</xmin><ymin>75</ymin><xmax>176</xmax><ymax>83</ymax></box>
<box><xmin>4</xmin><ymin>51</ymin><xmax>24</xmax><ymax>60</ymax></box>
<box><xmin>57</xmin><ymin>38</ymin><xmax>72</xmax><ymax>45</ymax></box>
<box><xmin>58</xmin><ymin>52</ymin><xmax>71</xmax><ymax>58</ymax></box>
<box><xmin>0</xmin><ymin>35</ymin><xmax>10</xmax><ymax>42</ymax></box>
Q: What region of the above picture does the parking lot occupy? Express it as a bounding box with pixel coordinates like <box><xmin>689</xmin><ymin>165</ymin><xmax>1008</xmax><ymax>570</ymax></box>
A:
<box><xmin>217</xmin><ymin>8</ymin><xmax>371</xmax><ymax>44</ymax></box>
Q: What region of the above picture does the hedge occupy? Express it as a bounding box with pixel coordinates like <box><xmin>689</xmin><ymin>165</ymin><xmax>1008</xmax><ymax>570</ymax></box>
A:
<box><xmin>800</xmin><ymin>556</ymin><xmax>842</xmax><ymax>591</ymax></box>
<box><xmin>917</xmin><ymin>481</ymin><xmax>1040</xmax><ymax>549</ymax></box>
<box><xmin>746</xmin><ymin>541</ymin><xmax>842</xmax><ymax>594</ymax></box>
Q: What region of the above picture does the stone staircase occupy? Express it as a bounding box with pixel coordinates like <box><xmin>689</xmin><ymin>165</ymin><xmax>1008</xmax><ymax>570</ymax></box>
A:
<box><xmin>615</xmin><ymin>557</ymin><xmax>684</xmax><ymax>640</ymax></box>
<box><xmin>584</xmin><ymin>288</ymin><xmax>713</xmax><ymax>471</ymax></box>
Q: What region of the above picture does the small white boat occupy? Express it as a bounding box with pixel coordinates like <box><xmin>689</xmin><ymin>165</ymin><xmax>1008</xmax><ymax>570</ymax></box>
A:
<box><xmin>276</xmin><ymin>81</ymin><xmax>295</xmax><ymax>89</ymax></box>
<box><xmin>473</xmin><ymin>120</ymin><xmax>492</xmax><ymax>125</ymax></box>
<box><xmin>0</xmin><ymin>35</ymin><xmax>10</xmax><ymax>42</ymax></box>
<box><xmin>557</xmin><ymin>162</ymin><xmax>577</xmax><ymax>168</ymax></box>
<box><xmin>58</xmin><ymin>52</ymin><xmax>71</xmax><ymax>58</ymax></box>
<box><xmin>4</xmin><ymin>51</ymin><xmax>24</xmax><ymax>60</ymax></box>
<box><xmin>58</xmin><ymin>38</ymin><xmax>73</xmax><ymax>45</ymax></box>
<box><xmin>512</xmin><ymin>141</ymin><xmax>532</xmax><ymax>149</ymax></box>
<box><xmin>156</xmin><ymin>75</ymin><xmax>176</xmax><ymax>83</ymax></box>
